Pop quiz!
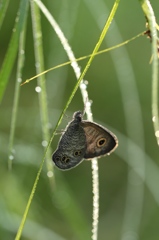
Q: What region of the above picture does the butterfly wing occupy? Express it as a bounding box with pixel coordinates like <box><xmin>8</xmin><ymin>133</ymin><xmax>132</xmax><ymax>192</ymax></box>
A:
<box><xmin>81</xmin><ymin>121</ymin><xmax>118</xmax><ymax>159</ymax></box>
<box><xmin>52</xmin><ymin>113</ymin><xmax>87</xmax><ymax>170</ymax></box>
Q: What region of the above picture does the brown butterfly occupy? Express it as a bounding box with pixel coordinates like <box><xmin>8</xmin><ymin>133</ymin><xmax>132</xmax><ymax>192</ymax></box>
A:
<box><xmin>52</xmin><ymin>111</ymin><xmax>118</xmax><ymax>170</ymax></box>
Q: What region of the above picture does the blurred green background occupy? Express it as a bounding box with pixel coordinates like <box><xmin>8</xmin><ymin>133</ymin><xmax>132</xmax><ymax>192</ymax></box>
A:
<box><xmin>0</xmin><ymin>0</ymin><xmax>159</xmax><ymax>239</ymax></box>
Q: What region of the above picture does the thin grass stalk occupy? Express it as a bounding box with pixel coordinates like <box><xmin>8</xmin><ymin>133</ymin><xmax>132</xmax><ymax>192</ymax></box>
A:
<box><xmin>21</xmin><ymin>31</ymin><xmax>144</xmax><ymax>86</ymax></box>
<box><xmin>15</xmin><ymin>138</ymin><xmax>52</xmax><ymax>240</ymax></box>
<box><xmin>30</xmin><ymin>0</ymin><xmax>54</xmax><ymax>186</ymax></box>
<box><xmin>140</xmin><ymin>0</ymin><xmax>159</xmax><ymax>143</ymax></box>
<box><xmin>8</xmin><ymin>13</ymin><xmax>28</xmax><ymax>170</ymax></box>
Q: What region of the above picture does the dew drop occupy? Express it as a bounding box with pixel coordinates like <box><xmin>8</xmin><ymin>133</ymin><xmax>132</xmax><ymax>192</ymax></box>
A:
<box><xmin>86</xmin><ymin>100</ymin><xmax>92</xmax><ymax>107</ymax></box>
<box><xmin>155</xmin><ymin>130</ymin><xmax>159</xmax><ymax>137</ymax></box>
<box><xmin>84</xmin><ymin>80</ymin><xmax>88</xmax><ymax>85</ymax></box>
<box><xmin>35</xmin><ymin>86</ymin><xmax>41</xmax><ymax>93</ymax></box>
<box><xmin>17</xmin><ymin>78</ymin><xmax>22</xmax><ymax>83</ymax></box>
<box><xmin>35</xmin><ymin>62</ymin><xmax>40</xmax><ymax>68</ymax></box>
<box><xmin>152</xmin><ymin>116</ymin><xmax>156</xmax><ymax>122</ymax></box>
<box><xmin>80</xmin><ymin>82</ymin><xmax>87</xmax><ymax>89</ymax></box>
<box><xmin>42</xmin><ymin>140</ymin><xmax>48</xmax><ymax>147</ymax></box>
<box><xmin>47</xmin><ymin>171</ymin><xmax>53</xmax><ymax>178</ymax></box>
<box><xmin>9</xmin><ymin>155</ymin><xmax>14</xmax><ymax>161</ymax></box>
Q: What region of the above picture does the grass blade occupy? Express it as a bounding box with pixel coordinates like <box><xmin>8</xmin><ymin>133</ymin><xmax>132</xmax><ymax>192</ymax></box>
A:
<box><xmin>0</xmin><ymin>0</ymin><xmax>29</xmax><ymax>102</ymax></box>
<box><xmin>140</xmin><ymin>0</ymin><xmax>159</xmax><ymax>143</ymax></box>
<box><xmin>30</xmin><ymin>0</ymin><xmax>54</xmax><ymax>185</ymax></box>
<box><xmin>0</xmin><ymin>0</ymin><xmax>9</xmax><ymax>29</ymax></box>
<box><xmin>8</xmin><ymin>9</ymin><xmax>28</xmax><ymax>170</ymax></box>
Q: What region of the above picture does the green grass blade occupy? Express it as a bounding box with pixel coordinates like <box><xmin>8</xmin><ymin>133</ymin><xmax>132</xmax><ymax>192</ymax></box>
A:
<box><xmin>8</xmin><ymin>9</ymin><xmax>28</xmax><ymax>170</ymax></box>
<box><xmin>20</xmin><ymin>31</ymin><xmax>143</xmax><ymax>85</ymax></box>
<box><xmin>15</xmin><ymin>143</ymin><xmax>49</xmax><ymax>240</ymax></box>
<box><xmin>30</xmin><ymin>0</ymin><xmax>54</xmax><ymax>185</ymax></box>
<box><xmin>0</xmin><ymin>0</ymin><xmax>29</xmax><ymax>103</ymax></box>
<box><xmin>0</xmin><ymin>0</ymin><xmax>9</xmax><ymax>29</ymax></box>
<box><xmin>139</xmin><ymin>0</ymin><xmax>159</xmax><ymax>143</ymax></box>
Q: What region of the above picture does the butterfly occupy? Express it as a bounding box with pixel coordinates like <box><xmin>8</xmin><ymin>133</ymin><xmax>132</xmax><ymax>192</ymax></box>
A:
<box><xmin>52</xmin><ymin>111</ymin><xmax>118</xmax><ymax>170</ymax></box>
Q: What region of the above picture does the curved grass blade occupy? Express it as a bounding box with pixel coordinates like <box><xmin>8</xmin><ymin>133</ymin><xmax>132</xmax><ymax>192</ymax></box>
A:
<box><xmin>0</xmin><ymin>0</ymin><xmax>29</xmax><ymax>103</ymax></box>
<box><xmin>21</xmin><ymin>31</ymin><xmax>144</xmax><ymax>86</ymax></box>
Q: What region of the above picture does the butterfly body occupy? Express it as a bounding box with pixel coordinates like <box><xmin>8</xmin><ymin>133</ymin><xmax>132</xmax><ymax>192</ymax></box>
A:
<box><xmin>52</xmin><ymin>111</ymin><xmax>118</xmax><ymax>170</ymax></box>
